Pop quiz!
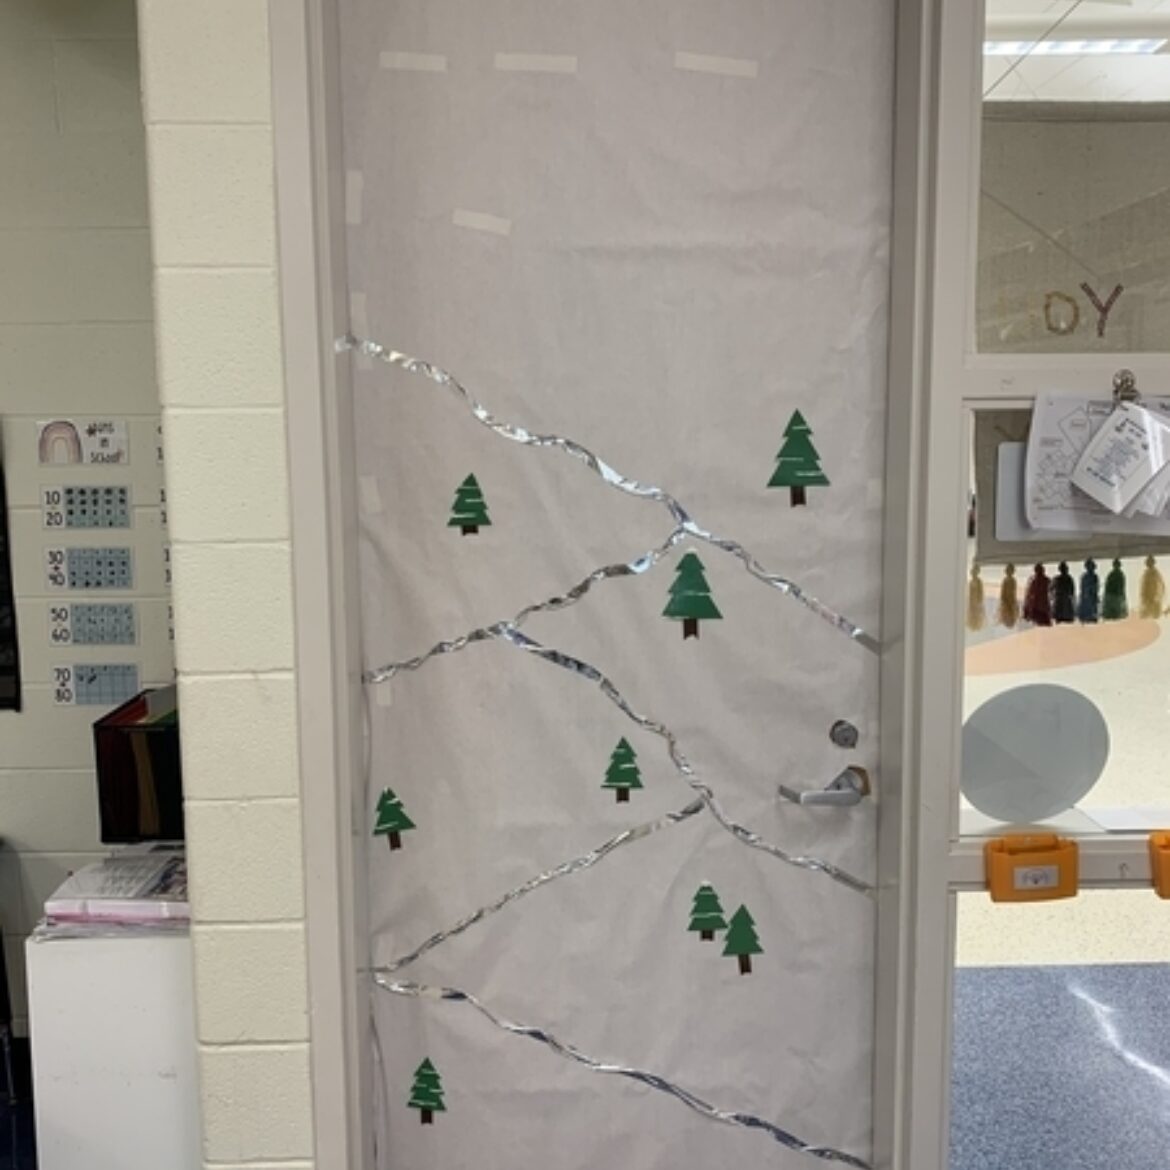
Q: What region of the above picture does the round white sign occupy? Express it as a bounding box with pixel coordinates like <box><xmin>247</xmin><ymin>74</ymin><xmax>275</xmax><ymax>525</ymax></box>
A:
<box><xmin>961</xmin><ymin>684</ymin><xmax>1110</xmax><ymax>823</ymax></box>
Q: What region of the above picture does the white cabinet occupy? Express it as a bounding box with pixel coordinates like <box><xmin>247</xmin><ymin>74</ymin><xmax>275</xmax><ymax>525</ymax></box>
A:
<box><xmin>26</xmin><ymin>932</ymin><xmax>199</xmax><ymax>1170</ymax></box>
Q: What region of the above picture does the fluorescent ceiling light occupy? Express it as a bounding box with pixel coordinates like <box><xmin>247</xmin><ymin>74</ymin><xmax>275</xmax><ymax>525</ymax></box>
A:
<box><xmin>984</xmin><ymin>38</ymin><xmax>1167</xmax><ymax>56</ymax></box>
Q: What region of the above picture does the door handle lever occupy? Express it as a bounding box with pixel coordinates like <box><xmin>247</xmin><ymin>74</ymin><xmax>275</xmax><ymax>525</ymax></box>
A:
<box><xmin>779</xmin><ymin>766</ymin><xmax>870</xmax><ymax>807</ymax></box>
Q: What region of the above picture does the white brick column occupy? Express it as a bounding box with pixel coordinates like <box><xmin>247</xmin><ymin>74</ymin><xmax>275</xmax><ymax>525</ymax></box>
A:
<box><xmin>137</xmin><ymin>1</ymin><xmax>316</xmax><ymax>1166</ymax></box>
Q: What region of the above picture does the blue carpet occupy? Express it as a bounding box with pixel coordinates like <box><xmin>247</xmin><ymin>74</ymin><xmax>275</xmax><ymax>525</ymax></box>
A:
<box><xmin>0</xmin><ymin>1100</ymin><xmax>34</xmax><ymax>1170</ymax></box>
<box><xmin>952</xmin><ymin>964</ymin><xmax>1170</xmax><ymax>1170</ymax></box>
<box><xmin>0</xmin><ymin>1039</ymin><xmax>34</xmax><ymax>1170</ymax></box>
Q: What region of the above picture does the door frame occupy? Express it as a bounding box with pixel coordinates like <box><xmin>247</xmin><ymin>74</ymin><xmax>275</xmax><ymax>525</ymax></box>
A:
<box><xmin>270</xmin><ymin>0</ymin><xmax>370</xmax><ymax>1167</ymax></box>
<box><xmin>873</xmin><ymin>0</ymin><xmax>949</xmax><ymax>1165</ymax></box>
<box><xmin>267</xmin><ymin>1</ymin><xmax>1036</xmax><ymax>1167</ymax></box>
<box><xmin>876</xmin><ymin>3</ymin><xmax>1170</xmax><ymax>1168</ymax></box>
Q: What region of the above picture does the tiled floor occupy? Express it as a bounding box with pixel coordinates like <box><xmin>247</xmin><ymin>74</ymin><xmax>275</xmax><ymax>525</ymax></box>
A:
<box><xmin>952</xmin><ymin>964</ymin><xmax>1170</xmax><ymax>1170</ymax></box>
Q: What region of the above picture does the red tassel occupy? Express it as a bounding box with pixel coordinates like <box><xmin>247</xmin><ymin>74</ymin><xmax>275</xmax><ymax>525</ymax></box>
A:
<box><xmin>1023</xmin><ymin>564</ymin><xmax>1052</xmax><ymax>626</ymax></box>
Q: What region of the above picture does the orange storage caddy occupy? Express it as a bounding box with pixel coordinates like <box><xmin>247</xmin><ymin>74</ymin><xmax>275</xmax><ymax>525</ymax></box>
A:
<box><xmin>984</xmin><ymin>833</ymin><xmax>1078</xmax><ymax>903</ymax></box>
<box><xmin>1149</xmin><ymin>832</ymin><xmax>1170</xmax><ymax>899</ymax></box>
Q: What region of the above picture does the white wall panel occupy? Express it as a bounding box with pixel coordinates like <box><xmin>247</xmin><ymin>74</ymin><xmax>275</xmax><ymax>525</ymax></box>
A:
<box><xmin>54</xmin><ymin>39</ymin><xmax>143</xmax><ymax>133</ymax></box>
<box><xmin>0</xmin><ymin>324</ymin><xmax>158</xmax><ymax>414</ymax></box>
<box><xmin>0</xmin><ymin>229</ymin><xmax>152</xmax><ymax>323</ymax></box>
<box><xmin>0</xmin><ymin>133</ymin><xmax>148</xmax><ymax>227</ymax></box>
<box><xmin>0</xmin><ymin>770</ymin><xmax>103</xmax><ymax>853</ymax></box>
<box><xmin>0</xmin><ymin>39</ymin><xmax>58</xmax><ymax>133</ymax></box>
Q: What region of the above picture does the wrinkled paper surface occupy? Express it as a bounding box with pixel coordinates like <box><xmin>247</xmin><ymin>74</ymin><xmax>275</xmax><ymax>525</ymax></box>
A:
<box><xmin>340</xmin><ymin>1</ymin><xmax>893</xmax><ymax>1165</ymax></box>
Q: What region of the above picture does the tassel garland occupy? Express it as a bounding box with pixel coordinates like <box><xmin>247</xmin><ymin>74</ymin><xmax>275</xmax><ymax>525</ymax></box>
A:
<box><xmin>1103</xmin><ymin>559</ymin><xmax>1128</xmax><ymax>621</ymax></box>
<box><xmin>1023</xmin><ymin>564</ymin><xmax>1052</xmax><ymax>626</ymax></box>
<box><xmin>998</xmin><ymin>564</ymin><xmax>1019</xmax><ymax>628</ymax></box>
<box><xmin>967</xmin><ymin>556</ymin><xmax>1163</xmax><ymax>631</ymax></box>
<box><xmin>1140</xmin><ymin>555</ymin><xmax>1165</xmax><ymax>619</ymax></box>
<box><xmin>966</xmin><ymin>565</ymin><xmax>986</xmax><ymax>631</ymax></box>
<box><xmin>1051</xmin><ymin>562</ymin><xmax>1076</xmax><ymax>624</ymax></box>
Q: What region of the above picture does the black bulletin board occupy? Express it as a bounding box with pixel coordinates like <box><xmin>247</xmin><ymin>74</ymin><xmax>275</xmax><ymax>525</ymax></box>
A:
<box><xmin>0</xmin><ymin>432</ymin><xmax>21</xmax><ymax>711</ymax></box>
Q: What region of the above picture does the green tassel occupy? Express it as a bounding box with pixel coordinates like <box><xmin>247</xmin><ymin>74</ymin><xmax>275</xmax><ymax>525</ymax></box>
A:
<box><xmin>1102</xmin><ymin>559</ymin><xmax>1128</xmax><ymax>621</ymax></box>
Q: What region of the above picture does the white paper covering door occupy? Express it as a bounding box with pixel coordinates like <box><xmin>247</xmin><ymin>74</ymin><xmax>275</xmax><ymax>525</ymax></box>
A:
<box><xmin>339</xmin><ymin>1</ymin><xmax>893</xmax><ymax>1165</ymax></box>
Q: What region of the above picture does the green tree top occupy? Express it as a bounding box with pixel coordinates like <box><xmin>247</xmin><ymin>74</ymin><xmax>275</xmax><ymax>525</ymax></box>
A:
<box><xmin>601</xmin><ymin>737</ymin><xmax>643</xmax><ymax>793</ymax></box>
<box><xmin>768</xmin><ymin>410</ymin><xmax>829</xmax><ymax>493</ymax></box>
<box><xmin>448</xmin><ymin>474</ymin><xmax>491</xmax><ymax>531</ymax></box>
<box><xmin>374</xmin><ymin>788</ymin><xmax>416</xmax><ymax>836</ymax></box>
<box><xmin>688</xmin><ymin>883</ymin><xmax>727</xmax><ymax>938</ymax></box>
<box><xmin>662</xmin><ymin>552</ymin><xmax>723</xmax><ymax>623</ymax></box>
<box><xmin>600</xmin><ymin>737</ymin><xmax>643</xmax><ymax>803</ymax></box>
<box><xmin>408</xmin><ymin>1058</ymin><xmax>446</xmax><ymax>1115</ymax></box>
<box><xmin>722</xmin><ymin>905</ymin><xmax>764</xmax><ymax>967</ymax></box>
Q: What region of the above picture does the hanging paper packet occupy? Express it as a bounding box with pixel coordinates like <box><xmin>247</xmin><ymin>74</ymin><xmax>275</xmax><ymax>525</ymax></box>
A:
<box><xmin>1126</xmin><ymin>400</ymin><xmax>1170</xmax><ymax>517</ymax></box>
<box><xmin>1070</xmin><ymin>402</ymin><xmax>1170</xmax><ymax>515</ymax></box>
<box><xmin>1127</xmin><ymin>458</ymin><xmax>1170</xmax><ymax>518</ymax></box>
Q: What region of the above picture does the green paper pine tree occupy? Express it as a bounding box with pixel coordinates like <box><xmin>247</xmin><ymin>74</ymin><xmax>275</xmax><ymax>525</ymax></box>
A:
<box><xmin>407</xmin><ymin>1058</ymin><xmax>446</xmax><ymax>1125</ymax></box>
<box><xmin>448</xmin><ymin>473</ymin><xmax>491</xmax><ymax>535</ymax></box>
<box><xmin>662</xmin><ymin>551</ymin><xmax>722</xmax><ymax>640</ymax></box>
<box><xmin>722</xmin><ymin>904</ymin><xmax>763</xmax><ymax>975</ymax></box>
<box><xmin>688</xmin><ymin>883</ymin><xmax>727</xmax><ymax>942</ymax></box>
<box><xmin>767</xmin><ymin>409</ymin><xmax>829</xmax><ymax>507</ymax></box>
<box><xmin>373</xmin><ymin>787</ymin><xmax>416</xmax><ymax>851</ymax></box>
<box><xmin>601</xmin><ymin>737</ymin><xmax>643</xmax><ymax>803</ymax></box>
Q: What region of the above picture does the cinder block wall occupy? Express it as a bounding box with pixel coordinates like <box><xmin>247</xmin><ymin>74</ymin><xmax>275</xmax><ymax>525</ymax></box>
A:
<box><xmin>0</xmin><ymin>0</ymin><xmax>169</xmax><ymax>1034</ymax></box>
<box><xmin>137</xmin><ymin>0</ymin><xmax>316</xmax><ymax>1165</ymax></box>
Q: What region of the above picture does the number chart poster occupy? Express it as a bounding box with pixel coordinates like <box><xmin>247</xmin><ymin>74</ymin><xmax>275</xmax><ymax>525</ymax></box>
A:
<box><xmin>342</xmin><ymin>2</ymin><xmax>893</xmax><ymax>1167</ymax></box>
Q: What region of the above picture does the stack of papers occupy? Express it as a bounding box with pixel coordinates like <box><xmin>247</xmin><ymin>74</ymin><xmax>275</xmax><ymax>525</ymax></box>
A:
<box><xmin>44</xmin><ymin>851</ymin><xmax>188</xmax><ymax>925</ymax></box>
<box><xmin>1072</xmin><ymin>402</ymin><xmax>1170</xmax><ymax>517</ymax></box>
<box><xmin>1025</xmin><ymin>395</ymin><xmax>1170</xmax><ymax>535</ymax></box>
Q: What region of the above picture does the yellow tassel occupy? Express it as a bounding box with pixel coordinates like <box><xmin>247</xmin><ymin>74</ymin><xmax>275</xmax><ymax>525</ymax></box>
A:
<box><xmin>998</xmin><ymin>564</ymin><xmax>1019</xmax><ymax>628</ymax></box>
<box><xmin>967</xmin><ymin>565</ymin><xmax>986</xmax><ymax>631</ymax></box>
<box><xmin>1140</xmin><ymin>555</ymin><xmax>1165</xmax><ymax>619</ymax></box>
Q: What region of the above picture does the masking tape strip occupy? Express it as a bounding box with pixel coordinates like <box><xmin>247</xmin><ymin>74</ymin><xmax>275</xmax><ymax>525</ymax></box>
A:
<box><xmin>453</xmin><ymin>209</ymin><xmax>513</xmax><ymax>237</ymax></box>
<box><xmin>674</xmin><ymin>51</ymin><xmax>759</xmax><ymax>79</ymax></box>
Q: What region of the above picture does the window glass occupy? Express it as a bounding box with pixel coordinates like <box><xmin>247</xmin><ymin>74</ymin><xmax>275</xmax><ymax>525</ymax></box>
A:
<box><xmin>978</xmin><ymin>1</ymin><xmax>1170</xmax><ymax>354</ymax></box>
